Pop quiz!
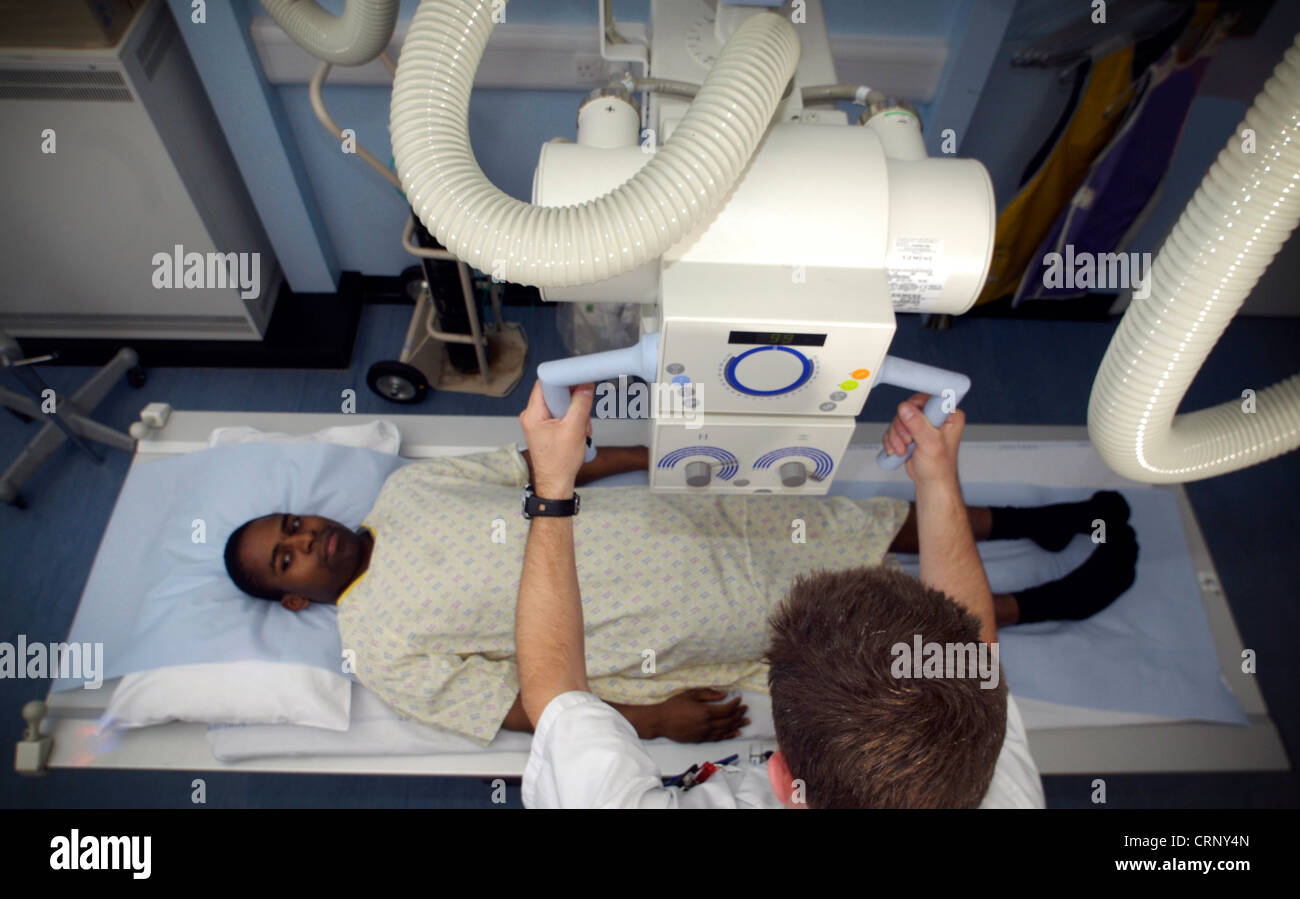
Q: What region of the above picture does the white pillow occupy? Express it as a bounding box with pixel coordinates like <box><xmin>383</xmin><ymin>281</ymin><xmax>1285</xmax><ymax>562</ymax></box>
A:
<box><xmin>103</xmin><ymin>662</ymin><xmax>351</xmax><ymax>732</ymax></box>
<box><xmin>207</xmin><ymin>420</ymin><xmax>401</xmax><ymax>454</ymax></box>
<box><xmin>95</xmin><ymin>421</ymin><xmax>401</xmax><ymax>733</ymax></box>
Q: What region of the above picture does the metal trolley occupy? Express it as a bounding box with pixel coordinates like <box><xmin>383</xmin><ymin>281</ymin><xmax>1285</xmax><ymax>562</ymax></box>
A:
<box><xmin>366</xmin><ymin>215</ymin><xmax>528</xmax><ymax>404</ymax></box>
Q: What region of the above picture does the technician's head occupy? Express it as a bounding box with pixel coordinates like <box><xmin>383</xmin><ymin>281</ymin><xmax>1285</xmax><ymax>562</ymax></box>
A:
<box><xmin>765</xmin><ymin>566</ymin><xmax>1006</xmax><ymax>809</ymax></box>
<box><xmin>223</xmin><ymin>514</ymin><xmax>371</xmax><ymax>610</ymax></box>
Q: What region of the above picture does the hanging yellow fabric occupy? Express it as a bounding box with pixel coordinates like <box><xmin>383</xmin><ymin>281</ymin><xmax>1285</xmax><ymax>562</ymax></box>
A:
<box><xmin>976</xmin><ymin>44</ymin><xmax>1137</xmax><ymax>306</ymax></box>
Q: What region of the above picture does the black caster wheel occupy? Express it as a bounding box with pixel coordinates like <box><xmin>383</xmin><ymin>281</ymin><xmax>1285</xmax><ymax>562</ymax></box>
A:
<box><xmin>367</xmin><ymin>360</ymin><xmax>429</xmax><ymax>404</ymax></box>
<box><xmin>6</xmin><ymin>407</ymin><xmax>33</xmax><ymax>423</ymax></box>
<box><xmin>399</xmin><ymin>265</ymin><xmax>429</xmax><ymax>303</ymax></box>
<box><xmin>127</xmin><ymin>365</ymin><xmax>147</xmax><ymax>388</ymax></box>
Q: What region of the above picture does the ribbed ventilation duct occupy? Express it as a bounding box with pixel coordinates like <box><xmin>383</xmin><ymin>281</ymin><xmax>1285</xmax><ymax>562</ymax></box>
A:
<box><xmin>387</xmin><ymin>0</ymin><xmax>799</xmax><ymax>287</ymax></box>
<box><xmin>259</xmin><ymin>0</ymin><xmax>398</xmax><ymax>67</ymax></box>
<box><xmin>1088</xmin><ymin>34</ymin><xmax>1300</xmax><ymax>483</ymax></box>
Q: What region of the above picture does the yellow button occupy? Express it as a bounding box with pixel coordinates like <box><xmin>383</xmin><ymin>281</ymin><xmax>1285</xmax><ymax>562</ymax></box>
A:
<box><xmin>840</xmin><ymin>380</ymin><xmax>858</xmax><ymax>391</ymax></box>
<box><xmin>852</xmin><ymin>368</ymin><xmax>870</xmax><ymax>380</ymax></box>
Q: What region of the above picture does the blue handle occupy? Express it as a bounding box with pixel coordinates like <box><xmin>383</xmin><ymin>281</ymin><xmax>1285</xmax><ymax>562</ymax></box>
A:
<box><xmin>535</xmin><ymin>334</ymin><xmax>660</xmax><ymax>465</ymax></box>
<box><xmin>873</xmin><ymin>356</ymin><xmax>971</xmax><ymax>471</ymax></box>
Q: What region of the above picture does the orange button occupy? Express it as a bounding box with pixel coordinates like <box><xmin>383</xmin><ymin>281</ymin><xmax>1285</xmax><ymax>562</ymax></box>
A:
<box><xmin>852</xmin><ymin>368</ymin><xmax>870</xmax><ymax>380</ymax></box>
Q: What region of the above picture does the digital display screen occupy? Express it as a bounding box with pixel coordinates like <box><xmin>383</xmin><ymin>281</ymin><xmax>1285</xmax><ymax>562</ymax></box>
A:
<box><xmin>728</xmin><ymin>331</ymin><xmax>826</xmax><ymax>347</ymax></box>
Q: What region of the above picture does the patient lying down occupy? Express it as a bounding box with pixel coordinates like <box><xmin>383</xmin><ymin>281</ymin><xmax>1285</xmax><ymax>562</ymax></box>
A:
<box><xmin>223</xmin><ymin>444</ymin><xmax>1137</xmax><ymax>746</ymax></box>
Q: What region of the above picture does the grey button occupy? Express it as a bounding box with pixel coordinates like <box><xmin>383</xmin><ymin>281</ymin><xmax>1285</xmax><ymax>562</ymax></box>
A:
<box><xmin>732</xmin><ymin>478</ymin><xmax>750</xmax><ymax>487</ymax></box>
<box><xmin>819</xmin><ymin>402</ymin><xmax>837</xmax><ymax>412</ymax></box>
<box><xmin>754</xmin><ymin>488</ymin><xmax>772</xmax><ymax>494</ymax></box>
<box><xmin>666</xmin><ymin>363</ymin><xmax>685</xmax><ymax>375</ymax></box>
<box><xmin>830</xmin><ymin>391</ymin><xmax>847</xmax><ymax>401</ymax></box>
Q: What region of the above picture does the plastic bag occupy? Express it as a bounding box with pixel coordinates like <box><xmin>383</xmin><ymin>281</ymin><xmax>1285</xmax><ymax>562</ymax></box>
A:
<box><xmin>556</xmin><ymin>302</ymin><xmax>641</xmax><ymax>355</ymax></box>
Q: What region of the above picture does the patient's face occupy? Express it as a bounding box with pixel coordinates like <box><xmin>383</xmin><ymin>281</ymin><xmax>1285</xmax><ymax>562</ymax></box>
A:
<box><xmin>239</xmin><ymin>514</ymin><xmax>369</xmax><ymax>608</ymax></box>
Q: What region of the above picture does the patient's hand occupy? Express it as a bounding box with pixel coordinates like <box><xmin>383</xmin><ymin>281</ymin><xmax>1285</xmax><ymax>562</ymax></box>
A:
<box><xmin>507</xmin><ymin>689</ymin><xmax>749</xmax><ymax>743</ymax></box>
<box><xmin>654</xmin><ymin>689</ymin><xmax>749</xmax><ymax>743</ymax></box>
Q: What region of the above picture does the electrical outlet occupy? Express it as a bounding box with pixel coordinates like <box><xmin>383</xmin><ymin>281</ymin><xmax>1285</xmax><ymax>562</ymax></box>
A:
<box><xmin>574</xmin><ymin>55</ymin><xmax>605</xmax><ymax>83</ymax></box>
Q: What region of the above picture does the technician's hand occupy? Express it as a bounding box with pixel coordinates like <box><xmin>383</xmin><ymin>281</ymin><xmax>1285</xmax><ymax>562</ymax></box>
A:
<box><xmin>519</xmin><ymin>379</ymin><xmax>594</xmax><ymax>497</ymax></box>
<box><xmin>655</xmin><ymin>689</ymin><xmax>749</xmax><ymax>743</ymax></box>
<box><xmin>882</xmin><ymin>392</ymin><xmax>965</xmax><ymax>488</ymax></box>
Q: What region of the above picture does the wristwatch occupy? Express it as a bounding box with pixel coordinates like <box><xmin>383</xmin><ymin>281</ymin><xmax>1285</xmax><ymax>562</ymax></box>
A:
<box><xmin>522</xmin><ymin>483</ymin><xmax>580</xmax><ymax>520</ymax></box>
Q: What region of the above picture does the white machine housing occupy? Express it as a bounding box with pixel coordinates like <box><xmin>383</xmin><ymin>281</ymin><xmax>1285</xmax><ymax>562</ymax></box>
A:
<box><xmin>533</xmin><ymin>0</ymin><xmax>994</xmax><ymax>493</ymax></box>
<box><xmin>0</xmin><ymin>0</ymin><xmax>282</xmax><ymax>341</ymax></box>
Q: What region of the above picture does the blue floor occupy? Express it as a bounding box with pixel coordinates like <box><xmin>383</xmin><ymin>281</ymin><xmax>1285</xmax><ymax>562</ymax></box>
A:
<box><xmin>1</xmin><ymin>303</ymin><xmax>1297</xmax><ymax>808</ymax></box>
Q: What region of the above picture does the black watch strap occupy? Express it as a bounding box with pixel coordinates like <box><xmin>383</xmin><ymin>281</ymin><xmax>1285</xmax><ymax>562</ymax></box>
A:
<box><xmin>522</xmin><ymin>484</ymin><xmax>580</xmax><ymax>519</ymax></box>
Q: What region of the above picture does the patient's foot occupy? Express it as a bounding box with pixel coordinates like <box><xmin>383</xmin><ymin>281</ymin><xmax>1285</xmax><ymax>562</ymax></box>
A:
<box><xmin>989</xmin><ymin>490</ymin><xmax>1131</xmax><ymax>552</ymax></box>
<box><xmin>1008</xmin><ymin>521</ymin><xmax>1139</xmax><ymax>624</ymax></box>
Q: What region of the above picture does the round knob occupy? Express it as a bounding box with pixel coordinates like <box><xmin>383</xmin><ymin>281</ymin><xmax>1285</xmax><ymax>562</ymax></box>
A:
<box><xmin>779</xmin><ymin>461</ymin><xmax>807</xmax><ymax>487</ymax></box>
<box><xmin>21</xmin><ymin>700</ymin><xmax>47</xmax><ymax>740</ymax></box>
<box><xmin>685</xmin><ymin>461</ymin><xmax>712</xmax><ymax>487</ymax></box>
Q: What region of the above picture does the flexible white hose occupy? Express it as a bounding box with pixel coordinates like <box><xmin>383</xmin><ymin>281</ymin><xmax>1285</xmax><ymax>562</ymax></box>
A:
<box><xmin>1088</xmin><ymin>34</ymin><xmax>1300</xmax><ymax>483</ymax></box>
<box><xmin>260</xmin><ymin>0</ymin><xmax>398</xmax><ymax>67</ymax></box>
<box><xmin>389</xmin><ymin>0</ymin><xmax>800</xmax><ymax>288</ymax></box>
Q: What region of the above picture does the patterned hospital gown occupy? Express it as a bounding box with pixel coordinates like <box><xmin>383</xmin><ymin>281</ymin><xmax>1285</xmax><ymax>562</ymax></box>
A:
<box><xmin>336</xmin><ymin>446</ymin><xmax>910</xmax><ymax>745</ymax></box>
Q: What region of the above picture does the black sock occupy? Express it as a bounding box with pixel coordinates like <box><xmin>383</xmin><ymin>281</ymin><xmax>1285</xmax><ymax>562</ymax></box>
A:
<box><xmin>988</xmin><ymin>490</ymin><xmax>1131</xmax><ymax>552</ymax></box>
<box><xmin>1012</xmin><ymin>522</ymin><xmax>1139</xmax><ymax>624</ymax></box>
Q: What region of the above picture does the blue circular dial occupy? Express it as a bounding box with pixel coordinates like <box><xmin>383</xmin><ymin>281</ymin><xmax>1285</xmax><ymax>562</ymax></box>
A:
<box><xmin>724</xmin><ymin>346</ymin><xmax>813</xmax><ymax>396</ymax></box>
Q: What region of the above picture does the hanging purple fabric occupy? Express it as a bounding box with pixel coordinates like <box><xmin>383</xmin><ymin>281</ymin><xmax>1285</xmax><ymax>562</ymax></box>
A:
<box><xmin>1013</xmin><ymin>40</ymin><xmax>1218</xmax><ymax>305</ymax></box>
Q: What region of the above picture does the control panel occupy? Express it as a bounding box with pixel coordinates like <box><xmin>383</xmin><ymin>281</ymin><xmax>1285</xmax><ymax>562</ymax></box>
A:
<box><xmin>659</xmin><ymin>322</ymin><xmax>894</xmax><ymax>419</ymax></box>
<box><xmin>650</xmin><ymin>413</ymin><xmax>856</xmax><ymax>494</ymax></box>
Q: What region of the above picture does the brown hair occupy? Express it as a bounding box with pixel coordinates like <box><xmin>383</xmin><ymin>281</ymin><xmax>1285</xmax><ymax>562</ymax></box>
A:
<box><xmin>767</xmin><ymin>566</ymin><xmax>1006</xmax><ymax>808</ymax></box>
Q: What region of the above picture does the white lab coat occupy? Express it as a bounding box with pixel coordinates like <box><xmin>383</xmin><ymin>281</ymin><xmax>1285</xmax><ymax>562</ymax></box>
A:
<box><xmin>522</xmin><ymin>691</ymin><xmax>1046</xmax><ymax>809</ymax></box>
